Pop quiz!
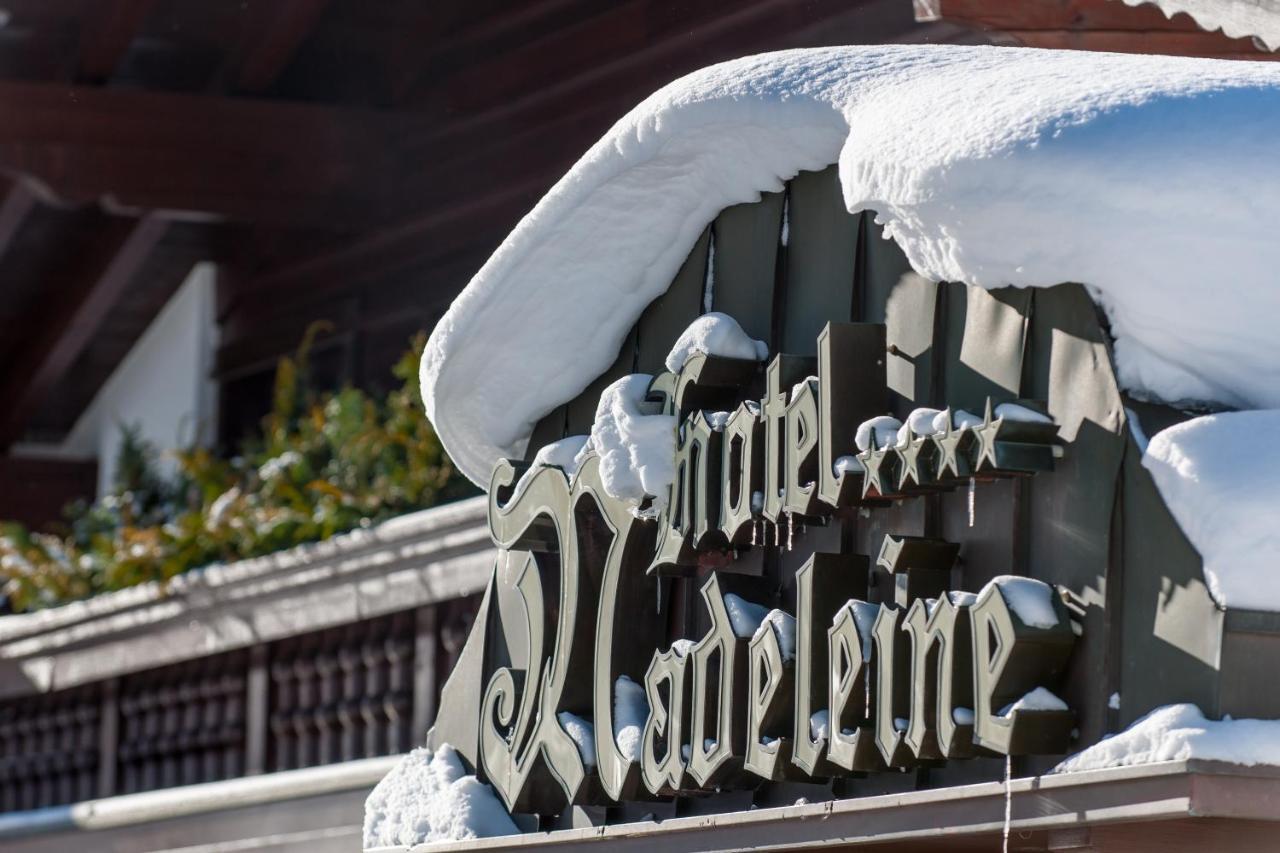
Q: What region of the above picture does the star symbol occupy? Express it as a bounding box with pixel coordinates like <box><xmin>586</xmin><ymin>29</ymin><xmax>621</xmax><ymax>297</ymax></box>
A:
<box><xmin>933</xmin><ymin>407</ymin><xmax>973</xmax><ymax>482</ymax></box>
<box><xmin>972</xmin><ymin>398</ymin><xmax>1005</xmax><ymax>474</ymax></box>
<box><xmin>860</xmin><ymin>447</ymin><xmax>895</xmax><ymax>499</ymax></box>
<box><xmin>897</xmin><ymin>433</ymin><xmax>937</xmax><ymax>492</ymax></box>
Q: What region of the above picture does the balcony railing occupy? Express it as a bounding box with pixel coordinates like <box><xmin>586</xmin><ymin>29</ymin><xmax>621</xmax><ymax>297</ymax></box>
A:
<box><xmin>0</xmin><ymin>496</ymin><xmax>493</xmax><ymax>815</ymax></box>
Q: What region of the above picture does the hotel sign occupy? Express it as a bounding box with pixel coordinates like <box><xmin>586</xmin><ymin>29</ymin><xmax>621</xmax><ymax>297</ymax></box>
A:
<box><xmin>477</xmin><ymin>322</ymin><xmax>1075</xmax><ymax>816</ymax></box>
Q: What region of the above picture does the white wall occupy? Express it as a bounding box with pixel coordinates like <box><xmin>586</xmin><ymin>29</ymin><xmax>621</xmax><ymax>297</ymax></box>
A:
<box><xmin>55</xmin><ymin>263</ymin><xmax>219</xmax><ymax>496</ymax></box>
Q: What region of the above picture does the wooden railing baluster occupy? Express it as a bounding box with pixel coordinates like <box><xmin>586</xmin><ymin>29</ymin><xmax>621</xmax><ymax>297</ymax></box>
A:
<box><xmin>0</xmin><ymin>603</ymin><xmax>462</xmax><ymax>811</ymax></box>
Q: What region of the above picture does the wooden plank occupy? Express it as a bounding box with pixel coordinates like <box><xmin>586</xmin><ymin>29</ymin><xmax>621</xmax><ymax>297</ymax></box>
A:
<box><xmin>223</xmin><ymin>176</ymin><xmax>541</xmax><ymax>323</ymax></box>
<box><xmin>525</xmin><ymin>406</ymin><xmax>569</xmax><ymax>461</ymax></box>
<box><xmin>97</xmin><ymin>678</ymin><xmax>119</xmax><ymax>798</ymax></box>
<box><xmin>27</xmin><ymin>228</ymin><xmax>208</xmax><ymax>442</ymax></box>
<box><xmin>0</xmin><ymin>455</ymin><xmax>97</xmax><ymax>530</ymax></box>
<box><xmin>780</xmin><ymin>167</ymin><xmax>859</xmax><ymax>354</ymax></box>
<box><xmin>1022</xmin><ymin>284</ymin><xmax>1126</xmax><ymax>747</ymax></box>
<box><xmin>0</xmin><ymin>215</ymin><xmax>168</xmax><ymax>449</ymax></box>
<box><xmin>243</xmin><ymin>645</ymin><xmax>269</xmax><ymax>776</ymax></box>
<box><xmin>710</xmin><ymin>191</ymin><xmax>784</xmax><ymax>345</ymax></box>
<box><xmin>565</xmin><ymin>329</ymin><xmax>637</xmax><ymax>437</ymax></box>
<box><xmin>76</xmin><ymin>0</ymin><xmax>160</xmax><ymax>82</ymax></box>
<box><xmin>924</xmin><ymin>0</ymin><xmax>1276</xmax><ymax>58</ymax></box>
<box><xmin>440</xmin><ymin>2</ymin><xmax>652</xmax><ymax>114</ymax></box>
<box><xmin>410</xmin><ymin>0</ymin><xmax>830</xmax><ymax>162</ymax></box>
<box><xmin>859</xmin><ymin>212</ymin><xmax>914</xmax><ymax>325</ymax></box>
<box><xmin>929</xmin><ymin>0</ymin><xmax>1208</xmax><ymax>31</ymax></box>
<box><xmin>883</xmin><ymin>273</ymin><xmax>939</xmax><ymax>413</ymax></box>
<box><xmin>634</xmin><ymin>228</ymin><xmax>710</xmax><ymax>376</ymax></box>
<box><xmin>1006</xmin><ymin>28</ymin><xmax>1278</xmax><ymax>57</ymax></box>
<box><xmin>0</xmin><ymin>80</ymin><xmax>435</xmax><ymax>227</ymax></box>
<box><xmin>0</xmin><ymin>179</ymin><xmax>38</xmax><ymax>261</ymax></box>
<box><xmin>941</xmin><ymin>285</ymin><xmax>1032</xmax><ymax>412</ymax></box>
<box><xmin>412</xmin><ymin>606</ymin><xmax>439</xmax><ymax>746</ymax></box>
<box><xmin>398</xmin><ymin>0</ymin><xmax>599</xmax><ymax>99</ymax></box>
<box><xmin>233</xmin><ymin>0</ymin><xmax>332</xmax><ymax>93</ymax></box>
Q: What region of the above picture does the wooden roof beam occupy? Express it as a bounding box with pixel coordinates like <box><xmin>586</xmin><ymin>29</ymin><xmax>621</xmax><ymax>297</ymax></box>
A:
<box><xmin>231</xmin><ymin>0</ymin><xmax>332</xmax><ymax>93</ymax></box>
<box><xmin>0</xmin><ymin>215</ymin><xmax>168</xmax><ymax>450</ymax></box>
<box><xmin>0</xmin><ymin>455</ymin><xmax>97</xmax><ymax>531</ymax></box>
<box><xmin>0</xmin><ymin>179</ymin><xmax>38</xmax><ymax>261</ymax></box>
<box><xmin>913</xmin><ymin>0</ymin><xmax>1278</xmax><ymax>57</ymax></box>
<box><xmin>223</xmin><ymin>173</ymin><xmax>546</xmax><ymax>325</ymax></box>
<box><xmin>0</xmin><ymin>80</ymin><xmax>431</xmax><ymax>228</ymax></box>
<box><xmin>76</xmin><ymin>0</ymin><xmax>161</xmax><ymax>82</ymax></box>
<box><xmin>911</xmin><ymin>0</ymin><xmax>1206</xmax><ymax>29</ymax></box>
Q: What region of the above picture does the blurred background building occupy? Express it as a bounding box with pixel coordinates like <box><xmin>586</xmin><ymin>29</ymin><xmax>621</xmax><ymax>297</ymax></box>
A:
<box><xmin>0</xmin><ymin>2</ymin><xmax>1272</xmax><ymax>851</ymax></box>
<box><xmin>0</xmin><ymin>0</ymin><xmax>1271</xmax><ymax>529</ymax></box>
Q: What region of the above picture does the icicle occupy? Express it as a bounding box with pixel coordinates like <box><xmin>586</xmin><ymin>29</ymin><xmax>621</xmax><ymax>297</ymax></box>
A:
<box><xmin>787</xmin><ymin>512</ymin><xmax>795</xmax><ymax>551</ymax></box>
<box><xmin>1002</xmin><ymin>755</ymin><xmax>1012</xmax><ymax>853</ymax></box>
<box><xmin>780</xmin><ymin>194</ymin><xmax>790</xmax><ymax>247</ymax></box>
<box><xmin>701</xmin><ymin>232</ymin><xmax>717</xmax><ymax>313</ymax></box>
<box><xmin>968</xmin><ymin>476</ymin><xmax>976</xmax><ymax>528</ymax></box>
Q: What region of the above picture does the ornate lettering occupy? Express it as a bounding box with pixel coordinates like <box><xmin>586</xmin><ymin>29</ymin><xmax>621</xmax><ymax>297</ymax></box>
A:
<box><xmin>792</xmin><ymin>553</ymin><xmax>866</xmax><ymax>776</ymax></box>
<box><xmin>467</xmin><ymin>323</ymin><xmax>1076</xmax><ymax>822</ymax></box>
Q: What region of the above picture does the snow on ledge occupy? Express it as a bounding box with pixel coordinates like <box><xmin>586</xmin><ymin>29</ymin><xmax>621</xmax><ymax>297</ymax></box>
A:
<box><xmin>724</xmin><ymin>592</ymin><xmax>771</xmax><ymax>638</ymax></box>
<box><xmin>614</xmin><ymin>675</ymin><xmax>647</xmax><ymax>762</ymax></box>
<box><xmin>987</xmin><ymin>576</ymin><xmax>1061</xmax><ymax>629</ymax></box>
<box><xmin>572</xmin><ymin>374</ymin><xmax>674</xmax><ymax>516</ymax></box>
<box><xmin>1054</xmin><ymin>703</ymin><xmax>1280</xmax><ymax>773</ymax></box>
<box><xmin>1142</xmin><ymin>411</ymin><xmax>1280</xmax><ymax>611</ymax></box>
<box><xmin>363</xmin><ymin>745</ymin><xmax>518</xmax><ymax>849</ymax></box>
<box><xmin>0</xmin><ymin>495</ymin><xmax>491</xmax><ymax>646</ymax></box>
<box><xmin>664</xmin><ymin>312</ymin><xmax>768</xmax><ymax>373</ymax></box>
<box><xmin>1121</xmin><ymin>0</ymin><xmax>1280</xmax><ymax>52</ymax></box>
<box><xmin>420</xmin><ymin>45</ymin><xmax>1280</xmax><ymax>487</ymax></box>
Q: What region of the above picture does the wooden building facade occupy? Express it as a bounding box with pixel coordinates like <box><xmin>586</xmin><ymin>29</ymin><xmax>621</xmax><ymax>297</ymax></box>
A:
<box><xmin>0</xmin><ymin>2</ymin><xmax>1275</xmax><ymax>851</ymax></box>
<box><xmin>0</xmin><ymin>0</ymin><xmax>1272</xmax><ymax>530</ymax></box>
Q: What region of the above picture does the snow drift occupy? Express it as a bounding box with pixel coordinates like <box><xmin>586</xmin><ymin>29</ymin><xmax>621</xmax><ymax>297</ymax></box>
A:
<box><xmin>420</xmin><ymin>44</ymin><xmax>1280</xmax><ymax>489</ymax></box>
<box><xmin>363</xmin><ymin>745</ymin><xmax>518</xmax><ymax>848</ymax></box>
<box><xmin>1141</xmin><ymin>411</ymin><xmax>1280</xmax><ymax>611</ymax></box>
<box><xmin>1055</xmin><ymin>703</ymin><xmax>1280</xmax><ymax>772</ymax></box>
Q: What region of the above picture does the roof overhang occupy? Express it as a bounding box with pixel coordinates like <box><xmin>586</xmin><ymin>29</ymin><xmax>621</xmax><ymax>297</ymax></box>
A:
<box><xmin>371</xmin><ymin>760</ymin><xmax>1280</xmax><ymax>852</ymax></box>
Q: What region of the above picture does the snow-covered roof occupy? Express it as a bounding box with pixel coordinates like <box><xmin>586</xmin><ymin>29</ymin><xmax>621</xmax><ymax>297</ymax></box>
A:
<box><xmin>420</xmin><ymin>45</ymin><xmax>1280</xmax><ymax>490</ymax></box>
<box><xmin>1121</xmin><ymin>0</ymin><xmax>1280</xmax><ymax>51</ymax></box>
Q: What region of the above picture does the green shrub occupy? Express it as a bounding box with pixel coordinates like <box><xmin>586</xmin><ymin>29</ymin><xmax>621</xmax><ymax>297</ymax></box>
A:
<box><xmin>0</xmin><ymin>331</ymin><xmax>473</xmax><ymax>613</ymax></box>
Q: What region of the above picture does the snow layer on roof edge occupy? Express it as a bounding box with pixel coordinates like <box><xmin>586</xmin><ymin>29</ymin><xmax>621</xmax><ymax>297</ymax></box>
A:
<box><xmin>420</xmin><ymin>45</ymin><xmax>1280</xmax><ymax>487</ymax></box>
<box><xmin>1121</xmin><ymin>0</ymin><xmax>1280</xmax><ymax>52</ymax></box>
<box><xmin>1054</xmin><ymin>703</ymin><xmax>1280</xmax><ymax>772</ymax></box>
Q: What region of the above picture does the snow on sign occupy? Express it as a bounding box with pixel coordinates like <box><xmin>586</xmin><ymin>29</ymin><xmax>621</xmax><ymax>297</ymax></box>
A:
<box><xmin>402</xmin><ymin>44</ymin><xmax>1280</xmax><ymax>846</ymax></box>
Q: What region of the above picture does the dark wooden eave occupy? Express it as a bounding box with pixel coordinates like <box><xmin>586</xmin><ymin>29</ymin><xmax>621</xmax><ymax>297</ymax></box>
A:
<box><xmin>913</xmin><ymin>0</ymin><xmax>1280</xmax><ymax>59</ymax></box>
<box><xmin>0</xmin><ymin>455</ymin><xmax>97</xmax><ymax>530</ymax></box>
<box><xmin>0</xmin><ymin>80</ymin><xmax>432</xmax><ymax>229</ymax></box>
<box><xmin>0</xmin><ymin>215</ymin><xmax>168</xmax><ymax>449</ymax></box>
<box><xmin>76</xmin><ymin>0</ymin><xmax>162</xmax><ymax>82</ymax></box>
